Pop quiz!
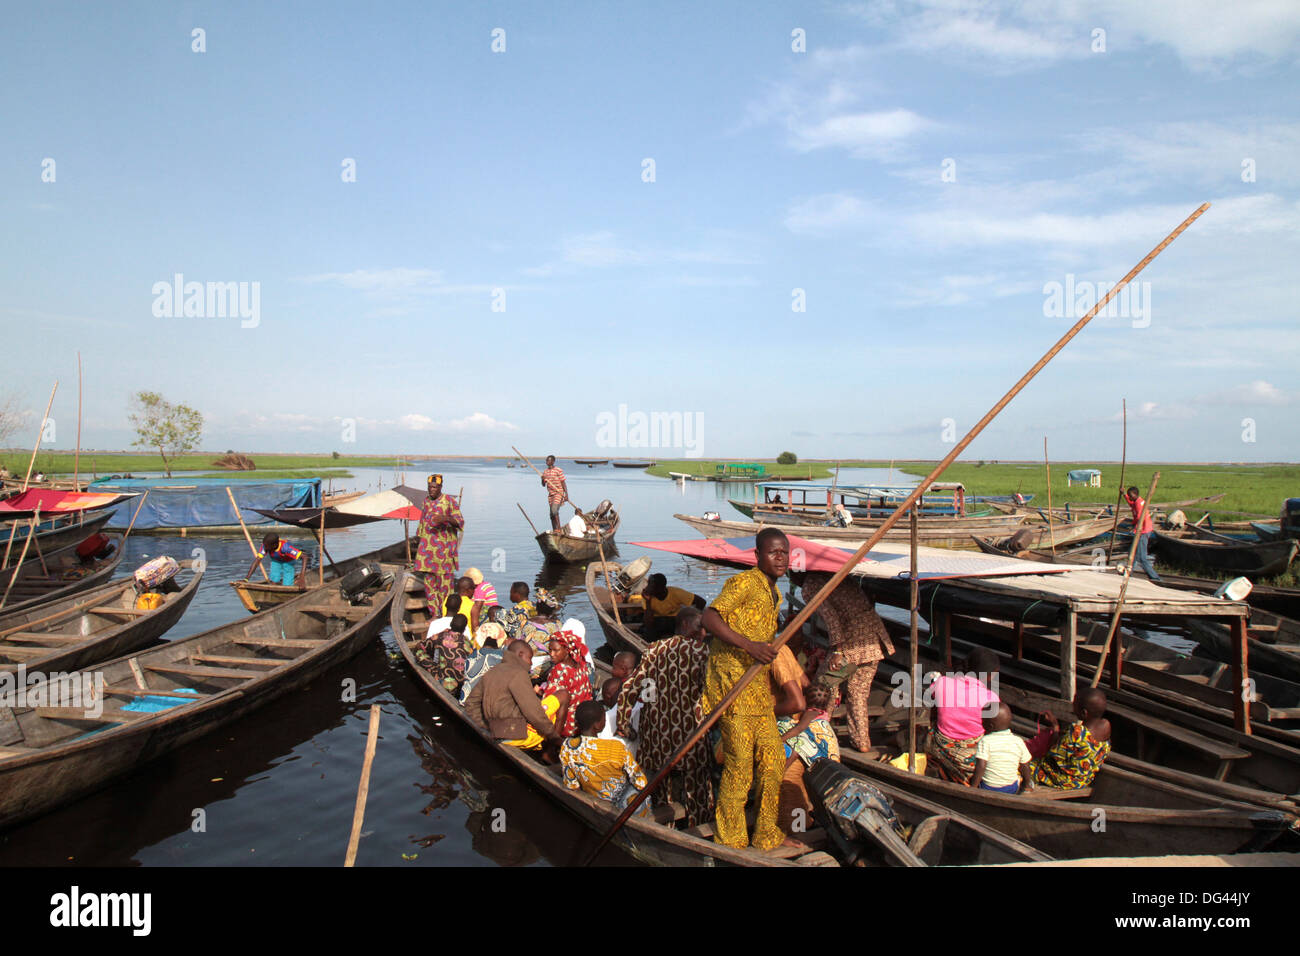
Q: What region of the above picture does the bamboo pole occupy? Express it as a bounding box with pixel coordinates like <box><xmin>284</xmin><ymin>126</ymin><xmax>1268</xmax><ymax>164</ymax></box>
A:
<box><xmin>595</xmin><ymin>528</ymin><xmax>623</xmax><ymax>628</ymax></box>
<box><xmin>1089</xmin><ymin>472</ymin><xmax>1159</xmax><ymax>689</ymax></box>
<box><xmin>584</xmin><ymin>202</ymin><xmax>1210</xmax><ymax>862</ymax></box>
<box><xmin>121</xmin><ymin>490</ymin><xmax>149</xmax><ymax>545</ymax></box>
<box><xmin>21</xmin><ymin>382</ymin><xmax>58</xmax><ymax>492</ymax></box>
<box><xmin>516</xmin><ymin>502</ymin><xmax>542</xmax><ymax>537</ymax></box>
<box><xmin>74</xmin><ymin>353</ymin><xmax>82</xmax><ymax>489</ymax></box>
<box><xmin>319</xmin><ymin>505</ymin><xmax>326</xmax><ymax>587</ymax></box>
<box><xmin>343</xmin><ymin>703</ymin><xmax>382</xmax><ymax>867</ymax></box>
<box><xmin>1</xmin><ymin>509</ymin><xmax>40</xmax><ymax>608</ymax></box>
<box><xmin>1044</xmin><ymin>437</ymin><xmax>1056</xmax><ymax>554</ymax></box>
<box><xmin>227</xmin><ymin>487</ymin><xmax>270</xmax><ymax>582</ymax></box>
<box><xmin>907</xmin><ymin>506</ymin><xmax>919</xmax><ymax>772</ymax></box>
<box><xmin>1107</xmin><ymin>399</ymin><xmax>1128</xmax><ymax>565</ymax></box>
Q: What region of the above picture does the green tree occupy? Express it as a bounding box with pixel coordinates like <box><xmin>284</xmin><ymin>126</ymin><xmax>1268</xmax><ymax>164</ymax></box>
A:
<box><xmin>777</xmin><ymin>451</ymin><xmax>797</xmax><ymax>465</ymax></box>
<box><xmin>332</xmin><ymin>450</ymin><xmax>341</xmax><ymax>460</ymax></box>
<box><xmin>129</xmin><ymin>391</ymin><xmax>203</xmax><ymax>477</ymax></box>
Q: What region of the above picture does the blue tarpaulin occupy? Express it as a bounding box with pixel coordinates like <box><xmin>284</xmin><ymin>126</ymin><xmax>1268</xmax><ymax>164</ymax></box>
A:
<box><xmin>88</xmin><ymin>477</ymin><xmax>321</xmax><ymax>530</ymax></box>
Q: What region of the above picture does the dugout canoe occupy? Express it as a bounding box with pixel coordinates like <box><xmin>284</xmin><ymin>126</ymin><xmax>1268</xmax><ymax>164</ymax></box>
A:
<box><xmin>611</xmin><ymin>462</ymin><xmax>653</xmax><ymax>469</ymax></box>
<box><xmin>838</xmin><ymin>746</ymin><xmax>1293</xmax><ymax>860</ymax></box>
<box><xmin>572</xmin><ymin>459</ymin><xmax>608</xmax><ymax>466</ymax></box>
<box><xmin>0</xmin><ymin>511</ymin><xmax>112</xmax><ymax>569</ymax></box>
<box><xmin>0</xmin><ymin>563</ymin><xmax>397</xmax><ymax>830</ymax></box>
<box><xmin>390</xmin><ymin>571</ymin><xmax>1046</xmax><ymax>867</ymax></box>
<box><xmin>1184</xmin><ymin>612</ymin><xmax>1300</xmax><ymax>686</ymax></box>
<box><xmin>229</xmin><ymin>539</ymin><xmax>409</xmax><ymax>613</ymax></box>
<box><xmin>534</xmin><ymin>510</ymin><xmax>619</xmax><ymax>563</ymax></box>
<box><xmin>586</xmin><ymin>560</ymin><xmax>653</xmax><ymax>655</ymax></box>
<box><xmin>981</xmin><ymin>515</ymin><xmax>1116</xmax><ymax>552</ymax></box>
<box><xmin>675</xmin><ymin>513</ymin><xmax>1028</xmax><ymax>551</ymax></box>
<box><xmin>0</xmin><ymin>535</ymin><xmax>126</xmax><ymax>617</ymax></box>
<box><xmin>1152</xmin><ymin>529</ymin><xmax>1297</xmax><ymax>578</ymax></box>
<box><xmin>0</xmin><ymin>561</ymin><xmax>203</xmax><ymax>674</ymax></box>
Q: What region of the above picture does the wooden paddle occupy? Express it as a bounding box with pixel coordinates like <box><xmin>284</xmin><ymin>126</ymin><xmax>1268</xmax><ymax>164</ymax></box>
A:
<box><xmin>583</xmin><ymin>202</ymin><xmax>1211</xmax><ymax>863</ymax></box>
<box><xmin>227</xmin><ymin>487</ymin><xmax>270</xmax><ymax>582</ymax></box>
<box><xmin>344</xmin><ymin>704</ymin><xmax>382</xmax><ymax>867</ymax></box>
<box><xmin>1107</xmin><ymin>399</ymin><xmax>1128</xmax><ymax>565</ymax></box>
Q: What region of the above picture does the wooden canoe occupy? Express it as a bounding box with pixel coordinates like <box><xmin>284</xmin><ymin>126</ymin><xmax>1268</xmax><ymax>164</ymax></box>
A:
<box><xmin>0</xmin><ymin>562</ymin><xmax>203</xmax><ymax>674</ymax></box>
<box><xmin>586</xmin><ymin>560</ymin><xmax>653</xmax><ymax>655</ymax></box>
<box><xmin>572</xmin><ymin>459</ymin><xmax>608</xmax><ymax>466</ymax></box>
<box><xmin>611</xmin><ymin>462</ymin><xmax>653</xmax><ymax>468</ymax></box>
<box><xmin>391</xmin><ymin>571</ymin><xmax>1046</xmax><ymax>866</ymax></box>
<box><xmin>229</xmin><ymin>539</ymin><xmax>409</xmax><ymax>613</ymax></box>
<box><xmin>1153</xmin><ymin>529</ymin><xmax>1297</xmax><ymax>578</ymax></box>
<box><xmin>838</xmin><ymin>747</ymin><xmax>1293</xmax><ymax>860</ymax></box>
<box><xmin>0</xmin><ymin>511</ymin><xmax>112</xmax><ymax>568</ymax></box>
<box><xmin>1184</xmin><ymin>612</ymin><xmax>1300</xmax><ymax>685</ymax></box>
<box><xmin>390</xmin><ymin>570</ymin><xmax>836</xmax><ymax>866</ymax></box>
<box><xmin>0</xmin><ymin>564</ymin><xmax>398</xmax><ymax>830</ymax></box>
<box><xmin>0</xmin><ymin>535</ymin><xmax>126</xmax><ymax>616</ymax></box>
<box><xmin>676</xmin><ymin>513</ymin><xmax>1028</xmax><ymax>551</ymax></box>
<box><xmin>534</xmin><ymin>511</ymin><xmax>619</xmax><ymax>563</ymax></box>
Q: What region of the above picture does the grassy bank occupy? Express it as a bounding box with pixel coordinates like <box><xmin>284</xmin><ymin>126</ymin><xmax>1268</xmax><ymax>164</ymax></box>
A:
<box><xmin>889</xmin><ymin>461</ymin><xmax>1298</xmax><ymax>519</ymax></box>
<box><xmin>0</xmin><ymin>451</ymin><xmax>407</xmax><ymax>477</ymax></box>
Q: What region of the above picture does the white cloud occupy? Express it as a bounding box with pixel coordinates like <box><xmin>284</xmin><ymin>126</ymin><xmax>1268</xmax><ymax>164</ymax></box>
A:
<box><xmin>791</xmin><ymin>109</ymin><xmax>936</xmax><ymax>157</ymax></box>
<box><xmin>525</xmin><ymin>231</ymin><xmax>760</xmax><ymax>276</ymax></box>
<box><xmin>391</xmin><ymin>412</ymin><xmax>518</xmax><ymax>433</ymax></box>
<box><xmin>843</xmin><ymin>0</ymin><xmax>1300</xmax><ymax>71</ymax></box>
<box><xmin>1197</xmin><ymin>380</ymin><xmax>1292</xmax><ymax>407</ymax></box>
<box><xmin>296</xmin><ymin>268</ymin><xmax>495</xmax><ymax>297</ymax></box>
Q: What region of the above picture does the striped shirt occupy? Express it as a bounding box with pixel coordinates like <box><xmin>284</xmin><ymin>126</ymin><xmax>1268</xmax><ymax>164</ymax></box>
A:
<box><xmin>541</xmin><ymin>466</ymin><xmax>567</xmax><ymax>504</ymax></box>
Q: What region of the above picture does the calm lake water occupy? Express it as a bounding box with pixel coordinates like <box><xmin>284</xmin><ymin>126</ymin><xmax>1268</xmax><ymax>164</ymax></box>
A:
<box><xmin>0</xmin><ymin>460</ymin><xmax>909</xmax><ymax>867</ymax></box>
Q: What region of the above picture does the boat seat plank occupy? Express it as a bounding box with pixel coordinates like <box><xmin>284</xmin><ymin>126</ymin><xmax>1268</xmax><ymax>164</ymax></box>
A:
<box><xmin>191</xmin><ymin>654</ymin><xmax>284</xmax><ymax>668</ymax></box>
<box><xmin>231</xmin><ymin>637</ymin><xmax>323</xmax><ymax>649</ymax></box>
<box><xmin>1030</xmin><ymin>786</ymin><xmax>1094</xmax><ymax>800</ymax></box>
<box><xmin>0</xmin><ymin>746</ymin><xmax>31</xmax><ymax>758</ymax></box>
<box><xmin>650</xmin><ymin>802</ymin><xmax>687</xmax><ymax>825</ymax></box>
<box><xmin>89</xmin><ymin>606</ymin><xmax>151</xmax><ymax>616</ymax></box>
<box><xmin>34</xmin><ymin>706</ymin><xmax>150</xmax><ymax>723</ymax></box>
<box><xmin>0</xmin><ymin>645</ymin><xmax>57</xmax><ymax>658</ymax></box>
<box><xmin>1</xmin><ymin>632</ymin><xmax>88</xmax><ymax>645</ymax></box>
<box><xmin>145</xmin><ymin>663</ymin><xmax>261</xmax><ymax>680</ymax></box>
<box><xmin>402</xmin><ymin>622</ymin><xmax>427</xmax><ymax>634</ymax></box>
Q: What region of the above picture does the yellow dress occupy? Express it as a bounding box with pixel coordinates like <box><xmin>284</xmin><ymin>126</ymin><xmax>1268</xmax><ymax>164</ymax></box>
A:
<box><xmin>703</xmin><ymin>567</ymin><xmax>786</xmax><ymax>851</ymax></box>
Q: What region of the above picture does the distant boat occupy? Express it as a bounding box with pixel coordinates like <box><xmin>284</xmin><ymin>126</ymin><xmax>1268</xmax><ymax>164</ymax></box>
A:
<box><xmin>573</xmin><ymin>459</ymin><xmax>608</xmax><ymax>466</ymax></box>
<box><xmin>612</xmin><ymin>461</ymin><xmax>653</xmax><ymax>469</ymax></box>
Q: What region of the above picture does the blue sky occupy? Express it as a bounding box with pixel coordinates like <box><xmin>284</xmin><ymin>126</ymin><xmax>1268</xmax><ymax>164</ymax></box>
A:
<box><xmin>2</xmin><ymin>1</ymin><xmax>1297</xmax><ymax>462</ymax></box>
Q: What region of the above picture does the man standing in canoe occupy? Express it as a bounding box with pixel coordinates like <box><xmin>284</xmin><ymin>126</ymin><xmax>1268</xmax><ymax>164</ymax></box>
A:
<box><xmin>415</xmin><ymin>474</ymin><xmax>464</xmax><ymax>616</ymax></box>
<box><xmin>701</xmin><ymin>527</ymin><xmax>795</xmax><ymax>852</ymax></box>
<box><xmin>1124</xmin><ymin>485</ymin><xmax>1163</xmax><ymax>583</ymax></box>
<box><xmin>540</xmin><ymin>455</ymin><xmax>568</xmax><ymax>531</ymax></box>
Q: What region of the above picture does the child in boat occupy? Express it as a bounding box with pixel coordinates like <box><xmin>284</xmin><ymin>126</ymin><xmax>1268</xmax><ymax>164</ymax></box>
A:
<box><xmin>1027</xmin><ymin>688</ymin><xmax>1112</xmax><ymax>790</ymax></box>
<box><xmin>611</xmin><ymin>650</ymin><xmax>639</xmax><ymax>682</ymax></box>
<box><xmin>778</xmin><ymin>683</ymin><xmax>841</xmax><ymax>769</ymax></box>
<box><xmin>499</xmin><ymin>582</ymin><xmax>536</xmax><ymax>641</ymax></box>
<box><xmin>970</xmin><ymin>702</ymin><xmax>1034</xmax><ymax>793</ymax></box>
<box><xmin>559</xmin><ymin>700</ymin><xmax>650</xmax><ymax>815</ymax></box>
<box><xmin>598</xmin><ymin>675</ymin><xmax>643</xmax><ymax>754</ymax></box>
<box><xmin>249</xmin><ymin>533</ymin><xmax>308</xmax><ymax>586</ymax></box>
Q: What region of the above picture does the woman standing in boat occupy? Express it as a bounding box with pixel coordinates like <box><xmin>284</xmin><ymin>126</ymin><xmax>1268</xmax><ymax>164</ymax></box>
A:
<box><xmin>415</xmin><ymin>474</ymin><xmax>464</xmax><ymax>616</ymax></box>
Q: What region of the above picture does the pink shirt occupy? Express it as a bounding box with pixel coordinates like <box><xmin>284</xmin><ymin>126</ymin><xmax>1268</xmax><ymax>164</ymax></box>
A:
<box><xmin>931</xmin><ymin>674</ymin><xmax>999</xmax><ymax>741</ymax></box>
<box><xmin>473</xmin><ymin>581</ymin><xmax>499</xmax><ymax>607</ymax></box>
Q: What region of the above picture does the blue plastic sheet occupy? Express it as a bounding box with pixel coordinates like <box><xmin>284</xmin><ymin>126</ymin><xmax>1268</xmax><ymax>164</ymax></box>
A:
<box><xmin>88</xmin><ymin>477</ymin><xmax>321</xmax><ymax>530</ymax></box>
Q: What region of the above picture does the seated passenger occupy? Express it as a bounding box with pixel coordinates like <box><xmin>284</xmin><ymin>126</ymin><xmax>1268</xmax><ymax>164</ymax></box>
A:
<box><xmin>463</xmin><ymin>639</ymin><xmax>566</xmax><ymax>754</ymax></box>
<box><xmin>632</xmin><ymin>574</ymin><xmax>706</xmax><ymax>641</ymax></box>
<box><xmin>925</xmin><ymin>648</ymin><xmax>1001</xmax><ymax>785</ymax></box>
<box><xmin>539</xmin><ymin>628</ymin><xmax>594</xmax><ymax>737</ymax></box>
<box><xmin>559</xmin><ymin>700</ymin><xmax>649</xmax><ymax>815</ymax></box>
<box><xmin>499</xmin><ymin>582</ymin><xmax>536</xmax><ymax>642</ymax></box>
<box><xmin>1028</xmin><ymin>688</ymin><xmax>1112</xmax><ymax>790</ymax></box>
<box><xmin>970</xmin><ymin>703</ymin><xmax>1034</xmax><ymax>794</ymax></box>
<box><xmin>426</xmin><ymin>612</ymin><xmax>471</xmax><ymax>693</ymax></box>
<box><xmin>611</xmin><ymin>650</ymin><xmax>639</xmax><ymax>682</ymax></box>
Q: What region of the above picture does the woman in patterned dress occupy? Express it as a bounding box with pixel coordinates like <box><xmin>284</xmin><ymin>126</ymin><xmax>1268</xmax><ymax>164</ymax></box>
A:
<box><xmin>1029</xmin><ymin>687</ymin><xmax>1113</xmax><ymax>789</ymax></box>
<box><xmin>540</xmin><ymin>628</ymin><xmax>594</xmax><ymax>737</ymax></box>
<box><xmin>415</xmin><ymin>474</ymin><xmax>464</xmax><ymax>616</ymax></box>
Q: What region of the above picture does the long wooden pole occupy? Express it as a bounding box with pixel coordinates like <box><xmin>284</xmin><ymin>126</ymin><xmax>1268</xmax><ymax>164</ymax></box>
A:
<box><xmin>1</xmin><ymin>508</ymin><xmax>39</xmax><ymax>608</ymax></box>
<box><xmin>1107</xmin><ymin>399</ymin><xmax>1128</xmax><ymax>564</ymax></box>
<box><xmin>595</xmin><ymin>530</ymin><xmax>623</xmax><ymax>628</ymax></box>
<box><xmin>907</xmin><ymin>506</ymin><xmax>919</xmax><ymax>772</ymax></box>
<box><xmin>121</xmin><ymin>490</ymin><xmax>149</xmax><ymax>545</ymax></box>
<box><xmin>1089</xmin><ymin>472</ymin><xmax>1159</xmax><ymax>689</ymax></box>
<box><xmin>22</xmin><ymin>382</ymin><xmax>58</xmax><ymax>492</ymax></box>
<box><xmin>319</xmin><ymin>505</ymin><xmax>326</xmax><ymax>587</ymax></box>
<box><xmin>585</xmin><ymin>202</ymin><xmax>1210</xmax><ymax>861</ymax></box>
<box><xmin>74</xmin><ymin>353</ymin><xmax>82</xmax><ymax>490</ymax></box>
<box><xmin>516</xmin><ymin>502</ymin><xmax>542</xmax><ymax>537</ymax></box>
<box><xmin>227</xmin><ymin>487</ymin><xmax>270</xmax><ymax>582</ymax></box>
<box><xmin>343</xmin><ymin>704</ymin><xmax>382</xmax><ymax>867</ymax></box>
<box><xmin>1044</xmin><ymin>437</ymin><xmax>1057</xmax><ymax>554</ymax></box>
